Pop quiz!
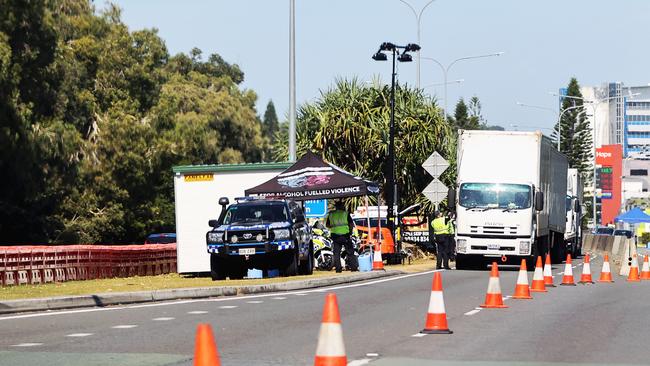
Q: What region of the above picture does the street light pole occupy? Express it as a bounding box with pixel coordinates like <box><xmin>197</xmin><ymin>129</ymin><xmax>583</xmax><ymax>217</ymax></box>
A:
<box><xmin>288</xmin><ymin>0</ymin><xmax>296</xmax><ymax>162</ymax></box>
<box><xmin>372</xmin><ymin>42</ymin><xmax>420</xmax><ymax>259</ymax></box>
<box><xmin>399</xmin><ymin>0</ymin><xmax>436</xmax><ymax>89</ymax></box>
<box><xmin>422</xmin><ymin>52</ymin><xmax>503</xmax><ymax>121</ymax></box>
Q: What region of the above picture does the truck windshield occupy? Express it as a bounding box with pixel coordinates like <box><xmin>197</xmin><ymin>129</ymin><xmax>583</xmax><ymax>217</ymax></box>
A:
<box><xmin>223</xmin><ymin>204</ymin><xmax>289</xmax><ymax>225</ymax></box>
<box><xmin>459</xmin><ymin>183</ymin><xmax>532</xmax><ymax>209</ymax></box>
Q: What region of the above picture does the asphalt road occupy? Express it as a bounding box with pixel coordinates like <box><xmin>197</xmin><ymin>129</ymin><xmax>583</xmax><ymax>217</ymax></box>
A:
<box><xmin>1</xmin><ymin>252</ymin><xmax>650</xmax><ymax>366</ymax></box>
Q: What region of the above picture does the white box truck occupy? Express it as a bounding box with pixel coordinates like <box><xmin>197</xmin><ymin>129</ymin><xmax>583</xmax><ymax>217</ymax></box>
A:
<box><xmin>450</xmin><ymin>130</ymin><xmax>568</xmax><ymax>269</ymax></box>
<box><xmin>565</xmin><ymin>168</ymin><xmax>584</xmax><ymax>257</ymax></box>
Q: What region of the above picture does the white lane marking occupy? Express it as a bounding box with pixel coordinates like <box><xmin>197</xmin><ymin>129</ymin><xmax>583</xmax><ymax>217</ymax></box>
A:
<box><xmin>411</xmin><ymin>333</ymin><xmax>428</xmax><ymax>338</ymax></box>
<box><xmin>558</xmin><ymin>272</ymin><xmax>564</xmax><ymax>275</ymax></box>
<box><xmin>294</xmin><ymin>293</ymin><xmax>308</xmax><ymax>296</ymax></box>
<box><xmin>66</xmin><ymin>333</ymin><xmax>93</xmax><ymax>337</ymax></box>
<box><xmin>349</xmin><ymin>359</ymin><xmax>372</xmax><ymax>366</ymax></box>
<box><xmin>464</xmin><ymin>309</ymin><xmax>481</xmax><ymax>316</ymax></box>
<box><xmin>11</xmin><ymin>343</ymin><xmax>43</xmax><ymax>347</ymax></box>
<box><xmin>219</xmin><ymin>305</ymin><xmax>238</xmax><ymax>309</ymax></box>
<box><xmin>0</xmin><ymin>270</ymin><xmax>441</xmax><ymax>321</ymax></box>
<box><xmin>111</xmin><ymin>325</ymin><xmax>137</xmax><ymax>329</ymax></box>
<box><xmin>152</xmin><ymin>317</ymin><xmax>175</xmax><ymax>321</ymax></box>
<box><xmin>272</xmin><ymin>297</ymin><xmax>287</xmax><ymax>300</ymax></box>
<box><xmin>187</xmin><ymin>311</ymin><xmax>208</xmax><ymax>314</ymax></box>
<box><xmin>246</xmin><ymin>300</ymin><xmax>263</xmax><ymax>304</ymax></box>
<box><xmin>366</xmin><ymin>353</ymin><xmax>379</xmax><ymax>357</ymax></box>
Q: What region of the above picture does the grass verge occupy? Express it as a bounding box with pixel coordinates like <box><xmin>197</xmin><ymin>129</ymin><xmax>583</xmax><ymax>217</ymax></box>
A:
<box><xmin>0</xmin><ymin>258</ymin><xmax>436</xmax><ymax>301</ymax></box>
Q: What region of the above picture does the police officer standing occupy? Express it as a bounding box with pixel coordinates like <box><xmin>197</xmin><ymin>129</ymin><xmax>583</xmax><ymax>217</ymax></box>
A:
<box><xmin>326</xmin><ymin>201</ymin><xmax>358</xmax><ymax>273</ymax></box>
<box><xmin>432</xmin><ymin>211</ymin><xmax>452</xmax><ymax>270</ymax></box>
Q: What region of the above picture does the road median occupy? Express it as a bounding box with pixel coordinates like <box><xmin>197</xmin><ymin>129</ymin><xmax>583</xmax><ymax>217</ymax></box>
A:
<box><xmin>0</xmin><ymin>270</ymin><xmax>403</xmax><ymax>315</ymax></box>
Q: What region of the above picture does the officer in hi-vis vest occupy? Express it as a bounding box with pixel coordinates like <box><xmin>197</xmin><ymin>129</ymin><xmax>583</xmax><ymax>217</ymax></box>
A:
<box><xmin>326</xmin><ymin>200</ymin><xmax>358</xmax><ymax>273</ymax></box>
<box><xmin>431</xmin><ymin>211</ymin><xmax>452</xmax><ymax>270</ymax></box>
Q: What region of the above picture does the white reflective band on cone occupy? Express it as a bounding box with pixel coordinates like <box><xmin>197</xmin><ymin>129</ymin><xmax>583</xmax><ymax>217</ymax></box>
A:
<box><xmin>564</xmin><ymin>263</ymin><xmax>573</xmax><ymax>276</ymax></box>
<box><xmin>487</xmin><ymin>277</ymin><xmax>501</xmax><ymax>294</ymax></box>
<box><xmin>516</xmin><ymin>269</ymin><xmax>529</xmax><ymax>285</ymax></box>
<box><xmin>533</xmin><ymin>266</ymin><xmax>543</xmax><ymax>280</ymax></box>
<box><xmin>427</xmin><ymin>291</ymin><xmax>446</xmax><ymax>314</ymax></box>
<box><xmin>602</xmin><ymin>261</ymin><xmax>610</xmax><ymax>272</ymax></box>
<box><xmin>315</xmin><ymin>323</ymin><xmax>346</xmax><ymax>357</ymax></box>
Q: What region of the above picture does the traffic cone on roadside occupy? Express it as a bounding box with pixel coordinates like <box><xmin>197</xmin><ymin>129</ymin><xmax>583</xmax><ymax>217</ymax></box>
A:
<box><xmin>512</xmin><ymin>259</ymin><xmax>532</xmax><ymax>299</ymax></box>
<box><xmin>480</xmin><ymin>262</ymin><xmax>508</xmax><ymax>308</ymax></box>
<box><xmin>628</xmin><ymin>254</ymin><xmax>641</xmax><ymax>282</ymax></box>
<box><xmin>640</xmin><ymin>255</ymin><xmax>650</xmax><ymax>280</ymax></box>
<box><xmin>598</xmin><ymin>253</ymin><xmax>614</xmax><ymax>283</ymax></box>
<box><xmin>372</xmin><ymin>243</ymin><xmax>384</xmax><ymax>271</ymax></box>
<box><xmin>420</xmin><ymin>272</ymin><xmax>453</xmax><ymax>334</ymax></box>
<box><xmin>530</xmin><ymin>256</ymin><xmax>547</xmax><ymax>292</ymax></box>
<box><xmin>579</xmin><ymin>254</ymin><xmax>595</xmax><ymax>284</ymax></box>
<box><xmin>560</xmin><ymin>254</ymin><xmax>576</xmax><ymax>286</ymax></box>
<box><xmin>543</xmin><ymin>254</ymin><xmax>555</xmax><ymax>287</ymax></box>
<box><xmin>314</xmin><ymin>293</ymin><xmax>347</xmax><ymax>366</ymax></box>
<box><xmin>194</xmin><ymin>324</ymin><xmax>221</xmax><ymax>366</ymax></box>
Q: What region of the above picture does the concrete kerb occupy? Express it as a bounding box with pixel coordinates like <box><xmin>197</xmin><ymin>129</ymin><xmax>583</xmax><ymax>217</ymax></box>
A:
<box><xmin>0</xmin><ymin>270</ymin><xmax>402</xmax><ymax>315</ymax></box>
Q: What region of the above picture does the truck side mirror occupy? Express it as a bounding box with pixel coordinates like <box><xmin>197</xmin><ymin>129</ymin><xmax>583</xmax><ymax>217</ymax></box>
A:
<box><xmin>208</xmin><ymin>219</ymin><xmax>219</xmax><ymax>228</ymax></box>
<box><xmin>535</xmin><ymin>192</ymin><xmax>544</xmax><ymax>211</ymax></box>
<box><xmin>447</xmin><ymin>188</ymin><xmax>456</xmax><ymax>209</ymax></box>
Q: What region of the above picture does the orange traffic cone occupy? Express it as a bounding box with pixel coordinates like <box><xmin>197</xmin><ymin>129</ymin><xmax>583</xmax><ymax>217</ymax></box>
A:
<box><xmin>640</xmin><ymin>255</ymin><xmax>650</xmax><ymax>280</ymax></box>
<box><xmin>598</xmin><ymin>253</ymin><xmax>614</xmax><ymax>283</ymax></box>
<box><xmin>579</xmin><ymin>254</ymin><xmax>595</xmax><ymax>284</ymax></box>
<box><xmin>372</xmin><ymin>243</ymin><xmax>384</xmax><ymax>271</ymax></box>
<box><xmin>543</xmin><ymin>254</ymin><xmax>555</xmax><ymax>287</ymax></box>
<box><xmin>560</xmin><ymin>254</ymin><xmax>576</xmax><ymax>286</ymax></box>
<box><xmin>628</xmin><ymin>254</ymin><xmax>641</xmax><ymax>282</ymax></box>
<box><xmin>480</xmin><ymin>262</ymin><xmax>508</xmax><ymax>308</ymax></box>
<box><xmin>194</xmin><ymin>324</ymin><xmax>221</xmax><ymax>366</ymax></box>
<box><xmin>421</xmin><ymin>272</ymin><xmax>452</xmax><ymax>334</ymax></box>
<box><xmin>314</xmin><ymin>293</ymin><xmax>347</xmax><ymax>366</ymax></box>
<box><xmin>530</xmin><ymin>256</ymin><xmax>547</xmax><ymax>292</ymax></box>
<box><xmin>512</xmin><ymin>259</ymin><xmax>532</xmax><ymax>299</ymax></box>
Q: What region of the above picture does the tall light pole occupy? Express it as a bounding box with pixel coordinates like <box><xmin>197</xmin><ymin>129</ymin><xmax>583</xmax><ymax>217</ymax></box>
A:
<box><xmin>551</xmin><ymin>92</ymin><xmax>640</xmax><ymax>228</ymax></box>
<box><xmin>372</xmin><ymin>42</ymin><xmax>420</xmax><ymax>257</ymax></box>
<box><xmin>423</xmin><ymin>79</ymin><xmax>464</xmax><ymax>90</ymax></box>
<box><xmin>288</xmin><ymin>0</ymin><xmax>296</xmax><ymax>162</ymax></box>
<box><xmin>516</xmin><ymin>102</ymin><xmax>585</xmax><ymax>150</ymax></box>
<box><xmin>399</xmin><ymin>0</ymin><xmax>437</xmax><ymax>89</ymax></box>
<box><xmin>422</xmin><ymin>52</ymin><xmax>503</xmax><ymax>121</ymax></box>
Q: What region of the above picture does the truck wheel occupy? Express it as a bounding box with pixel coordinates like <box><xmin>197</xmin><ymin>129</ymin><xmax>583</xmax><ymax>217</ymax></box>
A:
<box><xmin>455</xmin><ymin>255</ymin><xmax>471</xmax><ymax>270</ymax></box>
<box><xmin>298</xmin><ymin>243</ymin><xmax>314</xmax><ymax>275</ymax></box>
<box><xmin>281</xmin><ymin>249</ymin><xmax>298</xmax><ymax>276</ymax></box>
<box><xmin>210</xmin><ymin>254</ymin><xmax>227</xmax><ymax>281</ymax></box>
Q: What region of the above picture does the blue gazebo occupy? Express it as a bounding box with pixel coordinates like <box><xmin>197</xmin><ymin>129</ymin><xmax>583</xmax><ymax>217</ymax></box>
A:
<box><xmin>614</xmin><ymin>207</ymin><xmax>650</xmax><ymax>224</ymax></box>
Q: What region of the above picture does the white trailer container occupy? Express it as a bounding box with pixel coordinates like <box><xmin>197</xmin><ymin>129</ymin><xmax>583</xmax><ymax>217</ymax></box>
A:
<box><xmin>565</xmin><ymin>168</ymin><xmax>584</xmax><ymax>256</ymax></box>
<box><xmin>173</xmin><ymin>162</ymin><xmax>290</xmax><ymax>273</ymax></box>
<box><xmin>451</xmin><ymin>130</ymin><xmax>568</xmax><ymax>268</ymax></box>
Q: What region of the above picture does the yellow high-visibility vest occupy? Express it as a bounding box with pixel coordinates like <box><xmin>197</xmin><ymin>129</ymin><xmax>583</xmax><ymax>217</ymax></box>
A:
<box><xmin>432</xmin><ymin>217</ymin><xmax>449</xmax><ymax>235</ymax></box>
<box><xmin>328</xmin><ymin>210</ymin><xmax>350</xmax><ymax>235</ymax></box>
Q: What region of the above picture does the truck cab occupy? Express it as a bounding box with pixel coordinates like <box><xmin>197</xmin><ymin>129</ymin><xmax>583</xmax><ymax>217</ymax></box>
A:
<box><xmin>205</xmin><ymin>197</ymin><xmax>313</xmax><ymax>280</ymax></box>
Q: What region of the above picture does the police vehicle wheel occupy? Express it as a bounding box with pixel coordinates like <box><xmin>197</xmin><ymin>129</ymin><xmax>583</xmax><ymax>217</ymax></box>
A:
<box><xmin>299</xmin><ymin>243</ymin><xmax>314</xmax><ymax>275</ymax></box>
<box><xmin>228</xmin><ymin>259</ymin><xmax>246</xmax><ymax>279</ymax></box>
<box><xmin>210</xmin><ymin>254</ymin><xmax>227</xmax><ymax>281</ymax></box>
<box><xmin>282</xmin><ymin>248</ymin><xmax>298</xmax><ymax>276</ymax></box>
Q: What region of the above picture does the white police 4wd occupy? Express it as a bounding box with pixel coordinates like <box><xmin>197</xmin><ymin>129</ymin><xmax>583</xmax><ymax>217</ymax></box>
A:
<box><xmin>205</xmin><ymin>197</ymin><xmax>313</xmax><ymax>280</ymax></box>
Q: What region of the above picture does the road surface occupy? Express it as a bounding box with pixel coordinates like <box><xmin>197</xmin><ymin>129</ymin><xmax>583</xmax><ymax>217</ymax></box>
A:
<box><xmin>1</xmin><ymin>253</ymin><xmax>649</xmax><ymax>366</ymax></box>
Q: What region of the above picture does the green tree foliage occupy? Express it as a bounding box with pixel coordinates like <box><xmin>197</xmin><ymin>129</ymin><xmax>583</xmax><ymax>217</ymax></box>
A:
<box><xmin>263</xmin><ymin>100</ymin><xmax>280</xmax><ymax>142</ymax></box>
<box><xmin>552</xmin><ymin>78</ymin><xmax>593</xmax><ymax>175</ymax></box>
<box><xmin>0</xmin><ymin>0</ymin><xmax>265</xmax><ymax>244</ymax></box>
<box><xmin>448</xmin><ymin>97</ymin><xmax>483</xmax><ymax>131</ymax></box>
<box><xmin>273</xmin><ymin>78</ymin><xmax>456</xmax><ymax>211</ymax></box>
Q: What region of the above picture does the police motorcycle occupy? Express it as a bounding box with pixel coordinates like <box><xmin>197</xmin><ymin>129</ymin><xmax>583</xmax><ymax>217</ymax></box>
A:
<box><xmin>311</xmin><ymin>220</ymin><xmax>359</xmax><ymax>271</ymax></box>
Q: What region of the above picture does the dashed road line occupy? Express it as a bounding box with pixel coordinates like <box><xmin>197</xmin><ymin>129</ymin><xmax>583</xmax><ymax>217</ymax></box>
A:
<box><xmin>366</xmin><ymin>353</ymin><xmax>379</xmax><ymax>357</ymax></box>
<box><xmin>349</xmin><ymin>359</ymin><xmax>372</xmax><ymax>366</ymax></box>
<box><xmin>411</xmin><ymin>333</ymin><xmax>428</xmax><ymax>338</ymax></box>
<box><xmin>272</xmin><ymin>297</ymin><xmax>287</xmax><ymax>300</ymax></box>
<box><xmin>66</xmin><ymin>333</ymin><xmax>93</xmax><ymax>337</ymax></box>
<box><xmin>187</xmin><ymin>311</ymin><xmax>209</xmax><ymax>314</ymax></box>
<box><xmin>246</xmin><ymin>300</ymin><xmax>263</xmax><ymax>304</ymax></box>
<box><xmin>111</xmin><ymin>325</ymin><xmax>137</xmax><ymax>329</ymax></box>
<box><xmin>11</xmin><ymin>343</ymin><xmax>43</xmax><ymax>347</ymax></box>
<box><xmin>464</xmin><ymin>309</ymin><xmax>481</xmax><ymax>316</ymax></box>
<box><xmin>218</xmin><ymin>305</ymin><xmax>238</xmax><ymax>309</ymax></box>
<box><xmin>152</xmin><ymin>317</ymin><xmax>175</xmax><ymax>321</ymax></box>
<box><xmin>293</xmin><ymin>293</ymin><xmax>308</xmax><ymax>296</ymax></box>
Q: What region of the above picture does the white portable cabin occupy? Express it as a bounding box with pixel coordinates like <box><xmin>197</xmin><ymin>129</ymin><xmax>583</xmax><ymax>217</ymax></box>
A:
<box><xmin>173</xmin><ymin>162</ymin><xmax>290</xmax><ymax>273</ymax></box>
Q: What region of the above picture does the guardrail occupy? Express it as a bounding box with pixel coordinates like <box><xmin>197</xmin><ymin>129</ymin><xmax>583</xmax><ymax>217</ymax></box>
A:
<box><xmin>0</xmin><ymin>244</ymin><xmax>176</xmax><ymax>286</ymax></box>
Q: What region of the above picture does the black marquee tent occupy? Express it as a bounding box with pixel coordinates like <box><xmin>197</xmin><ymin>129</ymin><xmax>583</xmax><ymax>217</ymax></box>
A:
<box><xmin>245</xmin><ymin>151</ymin><xmax>379</xmax><ymax>200</ymax></box>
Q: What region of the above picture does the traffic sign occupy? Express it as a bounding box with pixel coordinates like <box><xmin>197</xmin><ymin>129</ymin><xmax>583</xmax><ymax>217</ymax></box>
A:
<box><xmin>304</xmin><ymin>199</ymin><xmax>328</xmax><ymax>218</ymax></box>
<box><xmin>422</xmin><ymin>178</ymin><xmax>448</xmax><ymax>205</ymax></box>
<box><xmin>422</xmin><ymin>151</ymin><xmax>449</xmax><ymax>178</ymax></box>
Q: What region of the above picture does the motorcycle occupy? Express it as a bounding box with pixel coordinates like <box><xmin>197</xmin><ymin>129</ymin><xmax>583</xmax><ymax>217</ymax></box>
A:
<box><xmin>312</xmin><ymin>222</ymin><xmax>359</xmax><ymax>271</ymax></box>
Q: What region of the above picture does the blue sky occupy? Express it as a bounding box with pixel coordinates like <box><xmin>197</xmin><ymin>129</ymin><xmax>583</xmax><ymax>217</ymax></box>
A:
<box><xmin>110</xmin><ymin>0</ymin><xmax>650</xmax><ymax>131</ymax></box>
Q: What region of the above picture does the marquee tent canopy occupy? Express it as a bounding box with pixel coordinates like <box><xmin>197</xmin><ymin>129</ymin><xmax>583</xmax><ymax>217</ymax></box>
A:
<box><xmin>245</xmin><ymin>151</ymin><xmax>379</xmax><ymax>200</ymax></box>
<box><xmin>614</xmin><ymin>207</ymin><xmax>650</xmax><ymax>224</ymax></box>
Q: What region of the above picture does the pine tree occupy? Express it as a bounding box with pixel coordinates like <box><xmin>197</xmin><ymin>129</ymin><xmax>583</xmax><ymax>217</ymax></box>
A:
<box><xmin>263</xmin><ymin>100</ymin><xmax>279</xmax><ymax>143</ymax></box>
<box><xmin>552</xmin><ymin>78</ymin><xmax>593</xmax><ymax>176</ymax></box>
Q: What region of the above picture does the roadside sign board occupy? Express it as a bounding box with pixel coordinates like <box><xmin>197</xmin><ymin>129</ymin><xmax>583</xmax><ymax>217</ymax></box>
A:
<box><xmin>304</xmin><ymin>199</ymin><xmax>328</xmax><ymax>218</ymax></box>
<box><xmin>422</xmin><ymin>151</ymin><xmax>449</xmax><ymax>205</ymax></box>
<box><xmin>422</xmin><ymin>177</ymin><xmax>448</xmax><ymax>205</ymax></box>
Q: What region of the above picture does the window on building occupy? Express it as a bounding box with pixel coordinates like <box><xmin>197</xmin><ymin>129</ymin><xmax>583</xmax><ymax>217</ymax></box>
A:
<box><xmin>630</xmin><ymin>169</ymin><xmax>648</xmax><ymax>176</ymax></box>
